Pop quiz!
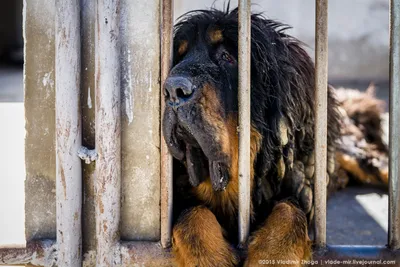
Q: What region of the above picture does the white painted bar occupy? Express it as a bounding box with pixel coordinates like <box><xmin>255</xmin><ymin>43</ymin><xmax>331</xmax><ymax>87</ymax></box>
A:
<box><xmin>238</xmin><ymin>0</ymin><xmax>252</xmax><ymax>246</ymax></box>
<box><xmin>314</xmin><ymin>0</ymin><xmax>329</xmax><ymax>248</ymax></box>
<box><xmin>95</xmin><ymin>0</ymin><xmax>121</xmax><ymax>266</ymax></box>
<box><xmin>55</xmin><ymin>0</ymin><xmax>82</xmax><ymax>266</ymax></box>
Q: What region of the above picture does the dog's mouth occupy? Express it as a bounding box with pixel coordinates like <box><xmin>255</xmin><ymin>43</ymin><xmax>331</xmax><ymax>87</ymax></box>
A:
<box><xmin>163</xmin><ymin>109</ymin><xmax>230</xmax><ymax>191</ymax></box>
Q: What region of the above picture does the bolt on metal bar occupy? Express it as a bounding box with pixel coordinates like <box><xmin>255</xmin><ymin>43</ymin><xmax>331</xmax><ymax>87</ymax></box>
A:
<box><xmin>160</xmin><ymin>0</ymin><xmax>174</xmax><ymax>249</ymax></box>
<box><xmin>95</xmin><ymin>0</ymin><xmax>121</xmax><ymax>266</ymax></box>
<box><xmin>389</xmin><ymin>0</ymin><xmax>400</xmax><ymax>250</ymax></box>
<box><xmin>238</xmin><ymin>0</ymin><xmax>252</xmax><ymax>246</ymax></box>
<box><xmin>314</xmin><ymin>0</ymin><xmax>329</xmax><ymax>248</ymax></box>
<box><xmin>55</xmin><ymin>0</ymin><xmax>82</xmax><ymax>266</ymax></box>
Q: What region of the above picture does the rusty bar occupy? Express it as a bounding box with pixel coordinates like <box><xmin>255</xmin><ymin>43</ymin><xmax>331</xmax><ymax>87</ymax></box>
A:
<box><xmin>238</xmin><ymin>0</ymin><xmax>252</xmax><ymax>246</ymax></box>
<box><xmin>314</xmin><ymin>0</ymin><xmax>329</xmax><ymax>248</ymax></box>
<box><xmin>0</xmin><ymin>240</ymin><xmax>57</xmax><ymax>266</ymax></box>
<box><xmin>119</xmin><ymin>242</ymin><xmax>172</xmax><ymax>266</ymax></box>
<box><xmin>314</xmin><ymin>245</ymin><xmax>400</xmax><ymax>266</ymax></box>
<box><xmin>160</xmin><ymin>0</ymin><xmax>174</xmax><ymax>248</ymax></box>
<box><xmin>389</xmin><ymin>0</ymin><xmax>400</xmax><ymax>250</ymax></box>
<box><xmin>95</xmin><ymin>0</ymin><xmax>121</xmax><ymax>266</ymax></box>
<box><xmin>55</xmin><ymin>0</ymin><xmax>82</xmax><ymax>266</ymax></box>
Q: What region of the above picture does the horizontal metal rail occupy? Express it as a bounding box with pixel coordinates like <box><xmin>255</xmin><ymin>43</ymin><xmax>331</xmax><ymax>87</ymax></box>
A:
<box><xmin>4</xmin><ymin>244</ymin><xmax>400</xmax><ymax>266</ymax></box>
<box><xmin>0</xmin><ymin>241</ymin><xmax>57</xmax><ymax>266</ymax></box>
<box><xmin>119</xmin><ymin>242</ymin><xmax>172</xmax><ymax>265</ymax></box>
<box><xmin>0</xmin><ymin>241</ymin><xmax>172</xmax><ymax>266</ymax></box>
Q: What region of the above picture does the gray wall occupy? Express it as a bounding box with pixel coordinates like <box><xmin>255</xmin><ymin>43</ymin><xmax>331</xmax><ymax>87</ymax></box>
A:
<box><xmin>175</xmin><ymin>0</ymin><xmax>390</xmax><ymax>82</ymax></box>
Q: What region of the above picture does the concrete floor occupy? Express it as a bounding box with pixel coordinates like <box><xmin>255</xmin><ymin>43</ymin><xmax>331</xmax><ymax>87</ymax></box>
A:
<box><xmin>327</xmin><ymin>187</ymin><xmax>388</xmax><ymax>245</ymax></box>
<box><xmin>0</xmin><ymin>66</ymin><xmax>390</xmax><ymax>250</ymax></box>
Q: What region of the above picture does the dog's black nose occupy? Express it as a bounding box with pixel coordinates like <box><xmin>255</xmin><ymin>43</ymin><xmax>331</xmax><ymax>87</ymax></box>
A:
<box><xmin>164</xmin><ymin>76</ymin><xmax>195</xmax><ymax>109</ymax></box>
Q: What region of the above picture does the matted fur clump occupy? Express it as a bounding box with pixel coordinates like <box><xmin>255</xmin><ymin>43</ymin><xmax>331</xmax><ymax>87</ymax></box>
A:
<box><xmin>161</xmin><ymin>6</ymin><xmax>388</xmax><ymax>266</ymax></box>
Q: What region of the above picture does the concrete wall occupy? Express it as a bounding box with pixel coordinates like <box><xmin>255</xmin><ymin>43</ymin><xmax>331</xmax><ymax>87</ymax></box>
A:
<box><xmin>119</xmin><ymin>0</ymin><xmax>161</xmax><ymax>241</ymax></box>
<box><xmin>175</xmin><ymin>0</ymin><xmax>390</xmax><ymax>82</ymax></box>
<box><xmin>24</xmin><ymin>0</ymin><xmax>57</xmax><ymax>242</ymax></box>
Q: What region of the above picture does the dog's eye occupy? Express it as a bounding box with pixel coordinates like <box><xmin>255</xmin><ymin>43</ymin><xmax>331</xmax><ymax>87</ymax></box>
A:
<box><xmin>221</xmin><ymin>51</ymin><xmax>234</xmax><ymax>64</ymax></box>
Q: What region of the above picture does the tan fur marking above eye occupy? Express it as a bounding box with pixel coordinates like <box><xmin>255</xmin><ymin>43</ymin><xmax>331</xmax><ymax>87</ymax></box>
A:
<box><xmin>209</xmin><ymin>29</ymin><xmax>224</xmax><ymax>44</ymax></box>
<box><xmin>178</xmin><ymin>40</ymin><xmax>188</xmax><ymax>55</ymax></box>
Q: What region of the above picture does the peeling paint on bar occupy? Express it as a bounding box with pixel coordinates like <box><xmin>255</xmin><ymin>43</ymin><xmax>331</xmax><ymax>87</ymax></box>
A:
<box><xmin>238</xmin><ymin>0</ymin><xmax>252</xmax><ymax>246</ymax></box>
<box><xmin>3</xmin><ymin>243</ymin><xmax>400</xmax><ymax>266</ymax></box>
<box><xmin>119</xmin><ymin>242</ymin><xmax>172</xmax><ymax>266</ymax></box>
<box><xmin>389</xmin><ymin>0</ymin><xmax>400</xmax><ymax>250</ymax></box>
<box><xmin>95</xmin><ymin>0</ymin><xmax>121</xmax><ymax>266</ymax></box>
<box><xmin>55</xmin><ymin>0</ymin><xmax>82</xmax><ymax>266</ymax></box>
<box><xmin>160</xmin><ymin>0</ymin><xmax>174</xmax><ymax>249</ymax></box>
<box><xmin>0</xmin><ymin>241</ymin><xmax>57</xmax><ymax>266</ymax></box>
<box><xmin>314</xmin><ymin>0</ymin><xmax>329</xmax><ymax>248</ymax></box>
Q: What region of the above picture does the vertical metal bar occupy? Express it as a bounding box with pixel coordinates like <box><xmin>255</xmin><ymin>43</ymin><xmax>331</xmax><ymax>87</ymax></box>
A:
<box><xmin>314</xmin><ymin>0</ymin><xmax>329</xmax><ymax>248</ymax></box>
<box><xmin>95</xmin><ymin>0</ymin><xmax>121</xmax><ymax>265</ymax></box>
<box><xmin>389</xmin><ymin>0</ymin><xmax>400</xmax><ymax>250</ymax></box>
<box><xmin>160</xmin><ymin>0</ymin><xmax>174</xmax><ymax>248</ymax></box>
<box><xmin>55</xmin><ymin>1</ymin><xmax>82</xmax><ymax>266</ymax></box>
<box><xmin>238</xmin><ymin>0</ymin><xmax>252</xmax><ymax>246</ymax></box>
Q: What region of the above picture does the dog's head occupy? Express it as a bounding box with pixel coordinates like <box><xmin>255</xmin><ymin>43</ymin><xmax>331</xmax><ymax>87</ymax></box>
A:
<box><xmin>162</xmin><ymin>8</ymin><xmax>329</xmax><ymax>194</ymax></box>
<box><xmin>163</xmin><ymin>8</ymin><xmax>245</xmax><ymax>192</ymax></box>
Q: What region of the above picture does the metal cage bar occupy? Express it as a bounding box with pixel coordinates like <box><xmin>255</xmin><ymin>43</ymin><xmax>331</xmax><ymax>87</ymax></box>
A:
<box><xmin>55</xmin><ymin>0</ymin><xmax>82</xmax><ymax>266</ymax></box>
<box><xmin>389</xmin><ymin>0</ymin><xmax>400</xmax><ymax>251</ymax></box>
<box><xmin>238</xmin><ymin>0</ymin><xmax>252</xmax><ymax>246</ymax></box>
<box><xmin>314</xmin><ymin>0</ymin><xmax>329</xmax><ymax>248</ymax></box>
<box><xmin>95</xmin><ymin>0</ymin><xmax>121</xmax><ymax>266</ymax></box>
<box><xmin>160</xmin><ymin>0</ymin><xmax>174</xmax><ymax>249</ymax></box>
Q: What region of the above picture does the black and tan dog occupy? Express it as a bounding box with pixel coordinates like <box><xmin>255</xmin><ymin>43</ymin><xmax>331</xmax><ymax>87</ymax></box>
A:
<box><xmin>162</xmin><ymin>7</ymin><xmax>388</xmax><ymax>267</ymax></box>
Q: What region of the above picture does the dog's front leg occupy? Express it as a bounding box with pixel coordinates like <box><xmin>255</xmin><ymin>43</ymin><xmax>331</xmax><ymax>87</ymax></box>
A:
<box><xmin>244</xmin><ymin>202</ymin><xmax>312</xmax><ymax>267</ymax></box>
<box><xmin>172</xmin><ymin>206</ymin><xmax>239</xmax><ymax>267</ymax></box>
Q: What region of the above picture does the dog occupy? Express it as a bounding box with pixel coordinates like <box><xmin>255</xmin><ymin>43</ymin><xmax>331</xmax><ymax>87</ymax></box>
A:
<box><xmin>162</xmin><ymin>7</ymin><xmax>388</xmax><ymax>267</ymax></box>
